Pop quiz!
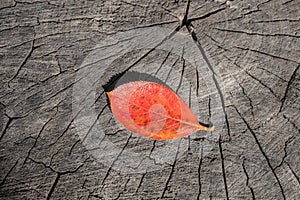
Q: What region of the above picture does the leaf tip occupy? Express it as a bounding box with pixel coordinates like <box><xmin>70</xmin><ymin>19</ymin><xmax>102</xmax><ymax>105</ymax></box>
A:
<box><xmin>198</xmin><ymin>121</ymin><xmax>215</xmax><ymax>131</ymax></box>
<box><xmin>207</xmin><ymin>126</ymin><xmax>215</xmax><ymax>131</ymax></box>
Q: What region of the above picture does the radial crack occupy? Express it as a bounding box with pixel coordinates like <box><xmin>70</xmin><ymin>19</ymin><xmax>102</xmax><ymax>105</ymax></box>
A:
<box><xmin>279</xmin><ymin>65</ymin><xmax>299</xmax><ymax>113</ymax></box>
<box><xmin>154</xmin><ymin>48</ymin><xmax>173</xmax><ymax>76</ymax></box>
<box><xmin>215</xmin><ymin>27</ymin><xmax>300</xmax><ymax>38</ymax></box>
<box><xmin>161</xmin><ymin>139</ymin><xmax>181</xmax><ymax>198</ymax></box>
<box><xmin>219</xmin><ymin>137</ymin><xmax>229</xmax><ymax>200</ymax></box>
<box><xmin>235</xmin><ymin>46</ymin><xmax>299</xmax><ymax>64</ymax></box>
<box><xmin>175</xmin><ymin>47</ymin><xmax>185</xmax><ymax>93</ymax></box>
<box><xmin>101</xmin><ymin>134</ymin><xmax>132</xmax><ymax>185</ymax></box>
<box><xmin>46</xmin><ymin>173</ymin><xmax>60</xmax><ymax>200</ymax></box>
<box><xmin>196</xmin><ymin>147</ymin><xmax>203</xmax><ymax>200</ymax></box>
<box><xmin>180</xmin><ymin>0</ymin><xmax>191</xmax><ymax>27</ymax></box>
<box><xmin>8</xmin><ymin>39</ymin><xmax>35</xmax><ymax>87</ymax></box>
<box><xmin>195</xmin><ymin>61</ymin><xmax>200</xmax><ymax>96</ymax></box>
<box><xmin>233</xmin><ymin>105</ymin><xmax>286</xmax><ymax>199</ymax></box>
<box><xmin>136</xmin><ymin>172</ymin><xmax>146</xmax><ymax>193</ymax></box>
<box><xmin>236</xmin><ymin>81</ymin><xmax>254</xmax><ymax>117</ymax></box>
<box><xmin>188</xmin><ymin>6</ymin><xmax>227</xmax><ymax>23</ymax></box>
<box><xmin>0</xmin><ymin>159</ymin><xmax>19</xmax><ymax>186</ymax></box>
<box><xmin>165</xmin><ymin>56</ymin><xmax>179</xmax><ymax>83</ymax></box>
<box><xmin>186</xmin><ymin>23</ymin><xmax>230</xmax><ymax>138</ymax></box>
<box><xmin>245</xmin><ymin>71</ymin><xmax>280</xmax><ymax>99</ymax></box>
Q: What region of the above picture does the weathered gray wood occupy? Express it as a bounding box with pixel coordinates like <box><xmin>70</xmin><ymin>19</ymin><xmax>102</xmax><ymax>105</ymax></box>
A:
<box><xmin>0</xmin><ymin>0</ymin><xmax>299</xmax><ymax>199</ymax></box>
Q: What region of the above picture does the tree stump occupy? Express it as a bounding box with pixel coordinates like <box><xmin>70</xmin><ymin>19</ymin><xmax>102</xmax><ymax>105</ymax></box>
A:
<box><xmin>0</xmin><ymin>0</ymin><xmax>299</xmax><ymax>199</ymax></box>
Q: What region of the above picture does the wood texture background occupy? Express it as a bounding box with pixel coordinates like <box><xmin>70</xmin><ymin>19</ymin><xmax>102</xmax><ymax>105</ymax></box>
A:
<box><xmin>0</xmin><ymin>0</ymin><xmax>299</xmax><ymax>199</ymax></box>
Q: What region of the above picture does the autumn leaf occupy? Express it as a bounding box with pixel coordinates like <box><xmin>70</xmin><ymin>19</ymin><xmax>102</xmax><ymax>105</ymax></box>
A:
<box><xmin>103</xmin><ymin>72</ymin><xmax>214</xmax><ymax>140</ymax></box>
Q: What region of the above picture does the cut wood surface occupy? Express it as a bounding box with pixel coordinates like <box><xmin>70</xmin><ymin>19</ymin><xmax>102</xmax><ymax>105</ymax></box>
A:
<box><xmin>0</xmin><ymin>0</ymin><xmax>299</xmax><ymax>199</ymax></box>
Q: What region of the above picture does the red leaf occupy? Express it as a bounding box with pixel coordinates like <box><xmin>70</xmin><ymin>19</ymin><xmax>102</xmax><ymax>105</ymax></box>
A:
<box><xmin>106</xmin><ymin>80</ymin><xmax>214</xmax><ymax>140</ymax></box>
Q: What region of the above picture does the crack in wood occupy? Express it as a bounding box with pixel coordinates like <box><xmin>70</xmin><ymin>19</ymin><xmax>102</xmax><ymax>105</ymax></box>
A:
<box><xmin>151</xmin><ymin>48</ymin><xmax>173</xmax><ymax>80</ymax></box>
<box><xmin>186</xmin><ymin>23</ymin><xmax>231</xmax><ymax>138</ymax></box>
<box><xmin>180</xmin><ymin>0</ymin><xmax>191</xmax><ymax>27</ymax></box>
<box><xmin>219</xmin><ymin>136</ymin><xmax>229</xmax><ymax>200</ymax></box>
<box><xmin>195</xmin><ymin>60</ymin><xmax>200</xmax><ymax>96</ymax></box>
<box><xmin>233</xmin><ymin>105</ymin><xmax>286</xmax><ymax>200</ymax></box>
<box><xmin>188</xmin><ymin>84</ymin><xmax>192</xmax><ymax>153</ymax></box>
<box><xmin>165</xmin><ymin>56</ymin><xmax>179</xmax><ymax>83</ymax></box>
<box><xmin>82</xmin><ymin>104</ymin><xmax>108</xmax><ymax>143</ymax></box>
<box><xmin>1</xmin><ymin>1</ymin><xmax>299</xmax><ymax>199</ymax></box>
<box><xmin>257</xmin><ymin>67</ymin><xmax>289</xmax><ymax>84</ymax></box>
<box><xmin>0</xmin><ymin>159</ymin><xmax>19</xmax><ymax>186</ymax></box>
<box><xmin>188</xmin><ymin>6</ymin><xmax>227</xmax><ymax>23</ymax></box>
<box><xmin>114</xmin><ymin>178</ymin><xmax>130</xmax><ymax>200</ymax></box>
<box><xmin>17</xmin><ymin>76</ymin><xmax>85</xmax><ymax>118</ymax></box>
<box><xmin>8</xmin><ymin>39</ymin><xmax>35</xmax><ymax>87</ymax></box>
<box><xmin>253</xmin><ymin>17</ymin><xmax>300</xmax><ymax>23</ymax></box>
<box><xmin>216</xmin><ymin>27</ymin><xmax>300</xmax><ymax>39</ymax></box>
<box><xmin>285</xmin><ymin>161</ymin><xmax>300</xmax><ymax>187</ymax></box>
<box><xmin>242</xmin><ymin>159</ymin><xmax>256</xmax><ymax>200</ymax></box>
<box><xmin>274</xmin><ymin>135</ymin><xmax>295</xmax><ymax>171</ymax></box>
<box><xmin>0</xmin><ymin>113</ymin><xmax>27</xmax><ymax>142</ymax></box>
<box><xmin>48</xmin><ymin>105</ymin><xmax>85</xmax><ymax>146</ymax></box>
<box><xmin>283</xmin><ymin>114</ymin><xmax>300</xmax><ymax>134</ymax></box>
<box><xmin>236</xmin><ymin>80</ymin><xmax>255</xmax><ymax>117</ymax></box>
<box><xmin>175</xmin><ymin>47</ymin><xmax>185</xmax><ymax>94</ymax></box>
<box><xmin>196</xmin><ymin>147</ymin><xmax>203</xmax><ymax>200</ymax></box>
<box><xmin>279</xmin><ymin>65</ymin><xmax>299</xmax><ymax>113</ymax></box>
<box><xmin>161</xmin><ymin>139</ymin><xmax>181</xmax><ymax>198</ymax></box>
<box><xmin>245</xmin><ymin>71</ymin><xmax>280</xmax><ymax>99</ymax></box>
<box><xmin>135</xmin><ymin>172</ymin><xmax>146</xmax><ymax>193</ymax></box>
<box><xmin>27</xmin><ymin>157</ymin><xmax>86</xmax><ymax>199</ymax></box>
<box><xmin>282</xmin><ymin>0</ymin><xmax>295</xmax><ymax>5</ymax></box>
<box><xmin>23</xmin><ymin>106</ymin><xmax>59</xmax><ymax>166</ymax></box>
<box><xmin>46</xmin><ymin>173</ymin><xmax>60</xmax><ymax>200</ymax></box>
<box><xmin>100</xmin><ymin>133</ymin><xmax>132</xmax><ymax>186</ymax></box>
<box><xmin>235</xmin><ymin>46</ymin><xmax>299</xmax><ymax>64</ymax></box>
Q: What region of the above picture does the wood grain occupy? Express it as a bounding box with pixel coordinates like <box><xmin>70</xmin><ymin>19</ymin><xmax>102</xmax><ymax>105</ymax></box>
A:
<box><xmin>0</xmin><ymin>0</ymin><xmax>299</xmax><ymax>199</ymax></box>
